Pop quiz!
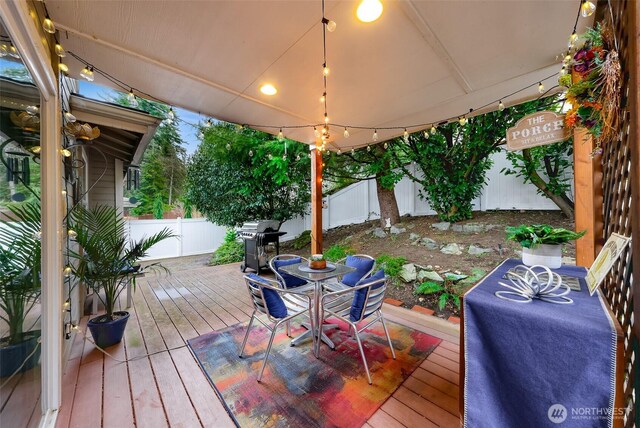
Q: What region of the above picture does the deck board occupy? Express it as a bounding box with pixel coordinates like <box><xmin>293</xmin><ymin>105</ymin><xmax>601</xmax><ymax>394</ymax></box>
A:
<box><xmin>57</xmin><ymin>262</ymin><xmax>461</xmax><ymax>428</ymax></box>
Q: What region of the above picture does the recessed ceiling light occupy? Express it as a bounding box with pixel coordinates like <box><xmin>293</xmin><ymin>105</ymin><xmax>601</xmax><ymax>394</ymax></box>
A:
<box><xmin>357</xmin><ymin>0</ymin><xmax>383</xmax><ymax>23</ymax></box>
<box><xmin>260</xmin><ymin>84</ymin><xmax>278</xmax><ymax>96</ymax></box>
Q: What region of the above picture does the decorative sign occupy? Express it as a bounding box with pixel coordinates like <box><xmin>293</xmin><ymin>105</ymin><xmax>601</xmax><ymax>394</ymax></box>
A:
<box><xmin>506</xmin><ymin>111</ymin><xmax>569</xmax><ymax>151</ymax></box>
<box><xmin>586</xmin><ymin>233</ymin><xmax>632</xmax><ymax>295</ymax></box>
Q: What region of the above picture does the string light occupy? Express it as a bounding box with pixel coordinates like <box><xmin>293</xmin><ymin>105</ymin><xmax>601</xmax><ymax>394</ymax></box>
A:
<box><xmin>31</xmin><ymin>146</ymin><xmax>41</xmax><ymax>154</ymax></box>
<box><xmin>324</xmin><ymin>113</ymin><xmax>329</xmax><ymax>123</ymax></box>
<box><xmin>322</xmin><ymin>126</ymin><xmax>327</xmax><ymax>135</ymax></box>
<box><xmin>67</xmin><ymin>229</ymin><xmax>77</xmax><ymax>239</ymax></box>
<box><xmin>205</xmin><ymin>118</ymin><xmax>212</xmax><ymax>128</ymax></box>
<box><xmin>323</xmin><ymin>64</ymin><xmax>330</xmax><ymax>76</ymax></box>
<box><xmin>423</xmin><ymin>130</ymin><xmax>429</xmax><ymax>139</ymax></box>
<box><xmin>563</xmin><ymin>52</ymin><xmax>572</xmax><ymax>63</ymax></box>
<box><xmin>367</xmin><ymin>145</ymin><xmax>371</xmax><ymax>152</ymax></box>
<box><xmin>314</xmin><ymin>127</ymin><xmax>320</xmax><ymax>138</ymax></box>
<box><xmin>384</xmin><ymin>142</ymin><xmax>388</xmax><ymax>149</ymax></box>
<box><xmin>26</xmin><ymin>105</ymin><xmax>39</xmax><ymax>115</ymax></box>
<box><xmin>580</xmin><ymin>0</ymin><xmax>595</xmax><ymax>17</ymax></box>
<box><xmin>80</xmin><ymin>66</ymin><xmax>94</xmax><ymax>82</ymax></box>
<box><xmin>322</xmin><ymin>17</ymin><xmax>337</xmax><ymax>32</ymax></box>
<box><xmin>167</xmin><ymin>107</ymin><xmax>175</xmax><ymax>120</ymax></box>
<box><xmin>296</xmin><ymin>154</ymin><xmax>301</xmax><ymax>161</ymax></box>
<box><xmin>343</xmin><ymin>128</ymin><xmax>349</xmax><ymax>138</ymax></box>
<box><xmin>372</xmin><ymin>129</ymin><xmax>378</xmax><ymax>142</ymax></box>
<box><xmin>498</xmin><ymin>100</ymin><xmax>505</xmax><ymax>111</ymax></box>
<box><xmin>320</xmin><ymin>92</ymin><xmax>326</xmax><ymax>103</ymax></box>
<box><xmin>127</xmin><ymin>89</ymin><xmax>138</xmax><ymax>107</ymax></box>
<box><xmin>569</xmin><ymin>32</ymin><xmax>578</xmax><ymax>47</ymax></box>
<box><xmin>42</xmin><ymin>17</ymin><xmax>56</xmax><ymax>34</ymax></box>
<box><xmin>538</xmin><ymin>82</ymin><xmax>545</xmax><ymax>93</ymax></box>
<box><xmin>226</xmin><ymin>143</ymin><xmax>231</xmax><ymax>150</ymax></box>
<box><xmin>61</xmin><ymin>148</ymin><xmax>72</xmax><ymax>157</ymax></box>
<box><xmin>403</xmin><ymin>129</ymin><xmax>409</xmax><ymax>142</ymax></box>
<box><xmin>197</xmin><ymin>130</ymin><xmax>204</xmax><ymax>139</ymax></box>
<box><xmin>58</xmin><ymin>63</ymin><xmax>68</xmax><ymax>73</ymax></box>
<box><xmin>351</xmin><ymin>148</ymin><xmax>355</xmax><ymax>154</ymax></box>
<box><xmin>249</xmin><ymin>149</ymin><xmax>254</xmax><ymax>157</ymax></box>
<box><xmin>459</xmin><ymin>116</ymin><xmax>467</xmax><ymax>126</ymax></box>
<box><xmin>278</xmin><ymin>128</ymin><xmax>284</xmax><ymax>141</ymax></box>
<box><xmin>63</xmin><ymin>266</ymin><xmax>72</xmax><ymax>277</ymax></box>
<box><xmin>64</xmin><ymin>111</ymin><xmax>76</xmax><ymax>122</ymax></box>
<box><xmin>8</xmin><ymin>45</ymin><xmax>19</xmax><ymax>59</ymax></box>
<box><xmin>268</xmin><ymin>153</ymin><xmax>273</xmax><ymax>160</ymax></box>
<box><xmin>337</xmin><ymin>149</ymin><xmax>342</xmax><ymax>155</ymax></box>
<box><xmin>430</xmin><ymin>125</ymin><xmax>437</xmax><ymax>134</ymax></box>
<box><xmin>55</xmin><ymin>43</ymin><xmax>66</xmax><ymax>58</ymax></box>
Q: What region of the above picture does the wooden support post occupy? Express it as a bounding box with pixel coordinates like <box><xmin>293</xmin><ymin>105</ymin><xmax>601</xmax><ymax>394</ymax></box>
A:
<box><xmin>630</xmin><ymin>0</ymin><xmax>640</xmax><ymax>342</ymax></box>
<box><xmin>573</xmin><ymin>128</ymin><xmax>603</xmax><ymax>267</ymax></box>
<box><xmin>311</xmin><ymin>145</ymin><xmax>323</xmax><ymax>254</ymax></box>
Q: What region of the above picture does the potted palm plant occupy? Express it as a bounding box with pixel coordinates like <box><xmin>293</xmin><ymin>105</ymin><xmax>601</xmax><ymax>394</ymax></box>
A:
<box><xmin>69</xmin><ymin>205</ymin><xmax>174</xmax><ymax>348</ymax></box>
<box><xmin>0</xmin><ymin>202</ymin><xmax>42</xmax><ymax>377</ymax></box>
<box><xmin>506</xmin><ymin>224</ymin><xmax>586</xmax><ymax>269</ymax></box>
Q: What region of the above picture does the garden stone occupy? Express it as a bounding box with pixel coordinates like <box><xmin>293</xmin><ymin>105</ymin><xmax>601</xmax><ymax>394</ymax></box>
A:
<box><xmin>372</xmin><ymin>228</ymin><xmax>387</xmax><ymax>238</ymax></box>
<box><xmin>468</xmin><ymin>244</ymin><xmax>493</xmax><ymax>255</ymax></box>
<box><xmin>452</xmin><ymin>224</ymin><xmax>464</xmax><ymax>232</ymax></box>
<box><xmin>432</xmin><ymin>222</ymin><xmax>451</xmax><ymax>231</ymax></box>
<box><xmin>444</xmin><ymin>273</ymin><xmax>468</xmax><ymax>282</ymax></box>
<box><xmin>399</xmin><ymin>263</ymin><xmax>417</xmax><ymax>283</ymax></box>
<box><xmin>463</xmin><ymin>223</ymin><xmax>486</xmax><ymax>233</ymax></box>
<box><xmin>441</xmin><ymin>243</ymin><xmax>463</xmax><ymax>255</ymax></box>
<box><xmin>409</xmin><ymin>233</ymin><xmax>421</xmax><ymax>242</ymax></box>
<box><xmin>390</xmin><ymin>225</ymin><xmax>407</xmax><ymax>235</ymax></box>
<box><xmin>420</xmin><ymin>237</ymin><xmax>439</xmax><ymax>250</ymax></box>
<box><xmin>418</xmin><ymin>270</ymin><xmax>444</xmax><ymax>283</ymax></box>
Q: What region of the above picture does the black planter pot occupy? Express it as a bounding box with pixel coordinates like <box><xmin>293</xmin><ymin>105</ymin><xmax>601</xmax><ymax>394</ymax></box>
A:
<box><xmin>87</xmin><ymin>311</ymin><xmax>130</xmax><ymax>349</ymax></box>
<box><xmin>0</xmin><ymin>330</ymin><xmax>41</xmax><ymax>378</ymax></box>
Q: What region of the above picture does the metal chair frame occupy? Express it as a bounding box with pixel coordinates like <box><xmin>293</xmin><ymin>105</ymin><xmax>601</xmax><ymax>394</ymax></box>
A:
<box><xmin>317</xmin><ymin>276</ymin><xmax>396</xmax><ymax>384</ymax></box>
<box><xmin>269</xmin><ymin>254</ymin><xmax>315</xmax><ymax>292</ymax></box>
<box><xmin>240</xmin><ymin>275</ymin><xmax>315</xmax><ymax>382</ymax></box>
<box><xmin>323</xmin><ymin>254</ymin><xmax>376</xmax><ymax>292</ymax></box>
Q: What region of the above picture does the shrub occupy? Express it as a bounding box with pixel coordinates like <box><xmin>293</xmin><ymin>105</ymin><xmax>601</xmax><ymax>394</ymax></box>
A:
<box><xmin>210</xmin><ymin>229</ymin><xmax>244</xmax><ymax>266</ymax></box>
<box><xmin>292</xmin><ymin>230</ymin><xmax>311</xmax><ymax>250</ymax></box>
<box><xmin>324</xmin><ymin>244</ymin><xmax>355</xmax><ymax>262</ymax></box>
<box><xmin>375</xmin><ymin>254</ymin><xmax>407</xmax><ymax>278</ymax></box>
<box><xmin>415</xmin><ymin>280</ymin><xmax>461</xmax><ymax>310</ymax></box>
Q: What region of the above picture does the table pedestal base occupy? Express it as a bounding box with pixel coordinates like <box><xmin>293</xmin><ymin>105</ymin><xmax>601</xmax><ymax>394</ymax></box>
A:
<box><xmin>290</xmin><ymin>323</ymin><xmax>338</xmax><ymax>348</ymax></box>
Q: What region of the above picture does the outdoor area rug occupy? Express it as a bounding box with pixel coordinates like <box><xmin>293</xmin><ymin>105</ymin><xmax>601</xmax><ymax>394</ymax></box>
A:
<box><xmin>188</xmin><ymin>319</ymin><xmax>441</xmax><ymax>428</ymax></box>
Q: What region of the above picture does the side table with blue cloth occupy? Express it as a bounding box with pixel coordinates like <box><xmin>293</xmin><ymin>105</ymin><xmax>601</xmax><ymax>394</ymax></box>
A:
<box><xmin>461</xmin><ymin>259</ymin><xmax>623</xmax><ymax>428</ymax></box>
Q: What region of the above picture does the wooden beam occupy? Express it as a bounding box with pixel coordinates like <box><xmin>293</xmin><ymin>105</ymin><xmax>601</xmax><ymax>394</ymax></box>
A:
<box><xmin>310</xmin><ymin>145</ymin><xmax>323</xmax><ymax>254</ymax></box>
<box><xmin>630</xmin><ymin>0</ymin><xmax>640</xmax><ymax>341</ymax></box>
<box><xmin>573</xmin><ymin>127</ymin><xmax>603</xmax><ymax>267</ymax></box>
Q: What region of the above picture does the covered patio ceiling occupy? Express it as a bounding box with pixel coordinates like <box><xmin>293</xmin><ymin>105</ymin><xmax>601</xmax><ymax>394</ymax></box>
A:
<box><xmin>47</xmin><ymin>0</ymin><xmax>590</xmax><ymax>150</ymax></box>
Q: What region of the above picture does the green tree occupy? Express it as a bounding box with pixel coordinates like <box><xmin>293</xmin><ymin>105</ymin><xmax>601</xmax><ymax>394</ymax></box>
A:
<box><xmin>324</xmin><ymin>143</ymin><xmax>403</xmax><ymax>226</ymax></box>
<box><xmin>502</xmin><ymin>140</ymin><xmax>574</xmax><ymax>217</ymax></box>
<box><xmin>111</xmin><ymin>95</ymin><xmax>186</xmax><ymax>218</ymax></box>
<box><xmin>186</xmin><ymin>123</ymin><xmax>310</xmax><ymax>227</ymax></box>
<box><xmin>393</xmin><ymin>99</ymin><xmax>553</xmax><ymax>222</ymax></box>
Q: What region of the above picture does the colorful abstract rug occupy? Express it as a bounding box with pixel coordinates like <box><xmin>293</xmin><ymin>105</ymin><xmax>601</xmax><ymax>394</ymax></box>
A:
<box><xmin>188</xmin><ymin>319</ymin><xmax>441</xmax><ymax>427</ymax></box>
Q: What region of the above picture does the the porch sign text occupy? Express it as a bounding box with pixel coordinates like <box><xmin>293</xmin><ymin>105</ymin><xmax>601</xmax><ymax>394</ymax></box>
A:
<box><xmin>506</xmin><ymin>111</ymin><xmax>569</xmax><ymax>151</ymax></box>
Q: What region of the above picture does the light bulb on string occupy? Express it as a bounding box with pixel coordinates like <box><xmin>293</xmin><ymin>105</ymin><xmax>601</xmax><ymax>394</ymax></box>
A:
<box><xmin>268</xmin><ymin>153</ymin><xmax>273</xmax><ymax>160</ymax></box>
<box><xmin>423</xmin><ymin>130</ymin><xmax>430</xmax><ymax>139</ymax></box>
<box><xmin>59</xmin><ymin>63</ymin><xmax>68</xmax><ymax>73</ymax></box>
<box><xmin>323</xmin><ymin>64</ymin><xmax>330</xmax><ymax>76</ymax></box>
<box><xmin>430</xmin><ymin>125</ymin><xmax>437</xmax><ymax>135</ymax></box>
<box><xmin>322</xmin><ymin>126</ymin><xmax>327</xmax><ymax>135</ymax></box>
<box><xmin>63</xmin><ymin>266</ymin><xmax>72</xmax><ymax>277</ymax></box>
<box><xmin>322</xmin><ymin>17</ymin><xmax>337</xmax><ymax>32</ymax></box>
<box><xmin>61</xmin><ymin>148</ymin><xmax>72</xmax><ymax>158</ymax></box>
<box><xmin>384</xmin><ymin>142</ymin><xmax>388</xmax><ymax>149</ymax></box>
<box><xmin>80</xmin><ymin>66</ymin><xmax>94</xmax><ymax>82</ymax></box>
<box><xmin>564</xmin><ymin>52</ymin><xmax>572</xmax><ymax>63</ymax></box>
<box><xmin>320</xmin><ymin>92</ymin><xmax>326</xmax><ymax>103</ymax></box>
<box><xmin>167</xmin><ymin>107</ymin><xmax>175</xmax><ymax>120</ymax></box>
<box><xmin>314</xmin><ymin>127</ymin><xmax>321</xmax><ymax>138</ymax></box>
<box><xmin>0</xmin><ymin>44</ymin><xmax>7</xmax><ymax>57</ymax></box>
<box><xmin>8</xmin><ymin>45</ymin><xmax>19</xmax><ymax>59</ymax></box>
<box><xmin>64</xmin><ymin>111</ymin><xmax>76</xmax><ymax>123</ymax></box>
<box><xmin>26</xmin><ymin>105</ymin><xmax>38</xmax><ymax>115</ymax></box>
<box><xmin>343</xmin><ymin>128</ymin><xmax>349</xmax><ymax>138</ymax></box>
<box><xmin>67</xmin><ymin>229</ymin><xmax>77</xmax><ymax>239</ymax></box>
<box><xmin>403</xmin><ymin>129</ymin><xmax>409</xmax><ymax>143</ymax></box>
<box><xmin>459</xmin><ymin>116</ymin><xmax>467</xmax><ymax>126</ymax></box>
<box><xmin>127</xmin><ymin>90</ymin><xmax>138</xmax><ymax>107</ymax></box>
<box><xmin>249</xmin><ymin>149</ymin><xmax>254</xmax><ymax>157</ymax></box>
<box><xmin>42</xmin><ymin>17</ymin><xmax>56</xmax><ymax>34</ymax></box>
<box><xmin>372</xmin><ymin>129</ymin><xmax>378</xmax><ymax>142</ymax></box>
<box><xmin>351</xmin><ymin>148</ymin><xmax>355</xmax><ymax>154</ymax></box>
<box><xmin>498</xmin><ymin>100</ymin><xmax>505</xmax><ymax>111</ymax></box>
<box><xmin>367</xmin><ymin>145</ymin><xmax>371</xmax><ymax>152</ymax></box>
<box><xmin>205</xmin><ymin>119</ymin><xmax>212</xmax><ymax>128</ymax></box>
<box><xmin>569</xmin><ymin>32</ymin><xmax>578</xmax><ymax>48</ymax></box>
<box><xmin>538</xmin><ymin>82</ymin><xmax>545</xmax><ymax>93</ymax></box>
<box><xmin>580</xmin><ymin>0</ymin><xmax>596</xmax><ymax>17</ymax></box>
<box><xmin>324</xmin><ymin>114</ymin><xmax>329</xmax><ymax>124</ymax></box>
<box><xmin>296</xmin><ymin>154</ymin><xmax>301</xmax><ymax>161</ymax></box>
<box><xmin>337</xmin><ymin>149</ymin><xmax>342</xmax><ymax>155</ymax></box>
<box><xmin>198</xmin><ymin>131</ymin><xmax>204</xmax><ymax>139</ymax></box>
<box><xmin>278</xmin><ymin>129</ymin><xmax>284</xmax><ymax>141</ymax></box>
<box><xmin>226</xmin><ymin>143</ymin><xmax>231</xmax><ymax>150</ymax></box>
<box><xmin>282</xmin><ymin>154</ymin><xmax>287</xmax><ymax>161</ymax></box>
<box><xmin>55</xmin><ymin>43</ymin><xmax>66</xmax><ymax>58</ymax></box>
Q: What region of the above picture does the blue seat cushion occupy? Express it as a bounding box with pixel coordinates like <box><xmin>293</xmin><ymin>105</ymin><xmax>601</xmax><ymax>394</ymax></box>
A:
<box><xmin>272</xmin><ymin>257</ymin><xmax>307</xmax><ymax>288</ymax></box>
<box><xmin>342</xmin><ymin>255</ymin><xmax>375</xmax><ymax>287</ymax></box>
<box><xmin>246</xmin><ymin>273</ymin><xmax>288</xmax><ymax>319</ymax></box>
<box><xmin>350</xmin><ymin>270</ymin><xmax>386</xmax><ymax>322</ymax></box>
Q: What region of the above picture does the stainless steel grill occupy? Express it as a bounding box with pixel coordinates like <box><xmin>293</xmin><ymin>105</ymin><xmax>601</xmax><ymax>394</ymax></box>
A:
<box><xmin>238</xmin><ymin>220</ymin><xmax>286</xmax><ymax>273</ymax></box>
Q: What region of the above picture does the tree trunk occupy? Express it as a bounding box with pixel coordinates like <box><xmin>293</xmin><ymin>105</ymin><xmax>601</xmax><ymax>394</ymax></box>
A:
<box><xmin>522</xmin><ymin>150</ymin><xmax>574</xmax><ymax>218</ymax></box>
<box><xmin>376</xmin><ymin>176</ymin><xmax>400</xmax><ymax>227</ymax></box>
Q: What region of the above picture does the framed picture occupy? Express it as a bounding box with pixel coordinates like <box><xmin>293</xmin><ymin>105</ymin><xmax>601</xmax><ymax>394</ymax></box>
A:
<box><xmin>586</xmin><ymin>233</ymin><xmax>632</xmax><ymax>295</ymax></box>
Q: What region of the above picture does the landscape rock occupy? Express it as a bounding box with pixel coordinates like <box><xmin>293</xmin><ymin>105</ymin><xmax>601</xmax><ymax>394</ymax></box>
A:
<box><xmin>431</xmin><ymin>222</ymin><xmax>451</xmax><ymax>231</ymax></box>
<box><xmin>440</xmin><ymin>243</ymin><xmax>463</xmax><ymax>255</ymax></box>
<box><xmin>399</xmin><ymin>263</ymin><xmax>417</xmax><ymax>283</ymax></box>
<box><xmin>444</xmin><ymin>273</ymin><xmax>468</xmax><ymax>282</ymax></box>
<box><xmin>390</xmin><ymin>225</ymin><xmax>407</xmax><ymax>235</ymax></box>
<box><xmin>409</xmin><ymin>233</ymin><xmax>421</xmax><ymax>242</ymax></box>
<box><xmin>372</xmin><ymin>228</ymin><xmax>387</xmax><ymax>238</ymax></box>
<box><xmin>420</xmin><ymin>237</ymin><xmax>439</xmax><ymax>250</ymax></box>
<box><xmin>452</xmin><ymin>224</ymin><xmax>464</xmax><ymax>232</ymax></box>
<box><xmin>468</xmin><ymin>244</ymin><xmax>493</xmax><ymax>256</ymax></box>
<box><xmin>418</xmin><ymin>270</ymin><xmax>444</xmax><ymax>283</ymax></box>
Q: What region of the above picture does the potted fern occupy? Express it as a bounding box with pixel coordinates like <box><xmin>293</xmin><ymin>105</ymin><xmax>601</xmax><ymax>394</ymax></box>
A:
<box><xmin>69</xmin><ymin>205</ymin><xmax>174</xmax><ymax>348</ymax></box>
<box><xmin>0</xmin><ymin>203</ymin><xmax>42</xmax><ymax>377</ymax></box>
<box><xmin>506</xmin><ymin>224</ymin><xmax>586</xmax><ymax>268</ymax></box>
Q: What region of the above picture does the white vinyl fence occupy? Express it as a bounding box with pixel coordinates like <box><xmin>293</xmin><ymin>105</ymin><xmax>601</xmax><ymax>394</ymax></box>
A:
<box><xmin>131</xmin><ymin>148</ymin><xmax>571</xmax><ymax>260</ymax></box>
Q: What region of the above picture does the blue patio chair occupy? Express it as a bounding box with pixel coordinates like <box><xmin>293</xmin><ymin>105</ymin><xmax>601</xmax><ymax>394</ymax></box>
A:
<box><xmin>324</xmin><ymin>254</ymin><xmax>375</xmax><ymax>292</ymax></box>
<box><xmin>240</xmin><ymin>274</ymin><xmax>315</xmax><ymax>382</ymax></box>
<box><xmin>269</xmin><ymin>254</ymin><xmax>314</xmax><ymax>292</ymax></box>
<box><xmin>317</xmin><ymin>270</ymin><xmax>395</xmax><ymax>384</ymax></box>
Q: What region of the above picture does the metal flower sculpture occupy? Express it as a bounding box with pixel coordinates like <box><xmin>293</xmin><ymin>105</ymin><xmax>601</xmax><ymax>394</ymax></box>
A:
<box><xmin>63</xmin><ymin>122</ymin><xmax>100</xmax><ymax>141</ymax></box>
<box><xmin>495</xmin><ymin>265</ymin><xmax>573</xmax><ymax>304</ymax></box>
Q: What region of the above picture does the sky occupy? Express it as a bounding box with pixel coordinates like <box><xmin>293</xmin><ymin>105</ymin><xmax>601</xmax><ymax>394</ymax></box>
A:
<box><xmin>78</xmin><ymin>80</ymin><xmax>202</xmax><ymax>154</ymax></box>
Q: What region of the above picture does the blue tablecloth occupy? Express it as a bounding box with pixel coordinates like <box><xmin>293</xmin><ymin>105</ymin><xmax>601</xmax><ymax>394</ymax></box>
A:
<box><xmin>464</xmin><ymin>259</ymin><xmax>617</xmax><ymax>428</ymax></box>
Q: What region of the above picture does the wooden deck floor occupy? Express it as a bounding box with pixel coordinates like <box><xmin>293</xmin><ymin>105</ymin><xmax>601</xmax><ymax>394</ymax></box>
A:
<box><xmin>56</xmin><ymin>263</ymin><xmax>461</xmax><ymax>428</ymax></box>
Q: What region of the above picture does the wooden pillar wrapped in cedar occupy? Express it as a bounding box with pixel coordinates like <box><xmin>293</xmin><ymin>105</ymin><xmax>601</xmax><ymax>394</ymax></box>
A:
<box><xmin>573</xmin><ymin>127</ymin><xmax>603</xmax><ymax>267</ymax></box>
<box><xmin>310</xmin><ymin>145</ymin><xmax>323</xmax><ymax>254</ymax></box>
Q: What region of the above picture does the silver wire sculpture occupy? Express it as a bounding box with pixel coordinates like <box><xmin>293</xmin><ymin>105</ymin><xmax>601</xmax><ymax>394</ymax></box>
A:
<box><xmin>495</xmin><ymin>265</ymin><xmax>573</xmax><ymax>304</ymax></box>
